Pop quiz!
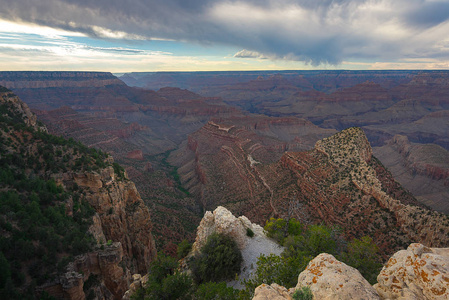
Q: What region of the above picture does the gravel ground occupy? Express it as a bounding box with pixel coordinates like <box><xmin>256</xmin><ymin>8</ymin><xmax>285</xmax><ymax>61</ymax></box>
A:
<box><xmin>227</xmin><ymin>234</ymin><xmax>284</xmax><ymax>289</ymax></box>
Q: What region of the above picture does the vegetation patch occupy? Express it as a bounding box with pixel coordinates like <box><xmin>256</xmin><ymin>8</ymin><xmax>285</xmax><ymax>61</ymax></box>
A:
<box><xmin>293</xmin><ymin>286</ymin><xmax>313</xmax><ymax>300</ymax></box>
<box><xmin>188</xmin><ymin>233</ymin><xmax>243</xmax><ymax>284</ymax></box>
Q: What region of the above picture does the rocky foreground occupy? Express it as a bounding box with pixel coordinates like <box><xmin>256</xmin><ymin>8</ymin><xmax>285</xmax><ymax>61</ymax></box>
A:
<box><xmin>192</xmin><ymin>207</ymin><xmax>449</xmax><ymax>300</ymax></box>
<box><xmin>125</xmin><ymin>206</ymin><xmax>449</xmax><ymax>300</ymax></box>
<box><xmin>254</xmin><ymin>243</ymin><xmax>449</xmax><ymax>300</ymax></box>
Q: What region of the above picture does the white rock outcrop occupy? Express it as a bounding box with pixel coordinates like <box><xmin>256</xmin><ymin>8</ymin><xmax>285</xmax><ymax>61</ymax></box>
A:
<box><xmin>192</xmin><ymin>206</ymin><xmax>283</xmax><ymax>289</ymax></box>
<box><xmin>296</xmin><ymin>253</ymin><xmax>381</xmax><ymax>300</ymax></box>
<box><xmin>375</xmin><ymin>243</ymin><xmax>449</xmax><ymax>300</ymax></box>
<box><xmin>192</xmin><ymin>206</ymin><xmax>265</xmax><ymax>252</ymax></box>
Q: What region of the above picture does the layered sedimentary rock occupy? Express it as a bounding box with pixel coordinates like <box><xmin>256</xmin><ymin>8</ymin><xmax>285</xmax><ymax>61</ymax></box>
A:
<box><xmin>39</xmin><ymin>243</ymin><xmax>130</xmax><ymax>300</ymax></box>
<box><xmin>57</xmin><ymin>165</ymin><xmax>157</xmax><ymax>275</ymax></box>
<box><xmin>170</xmin><ymin>116</ymin><xmax>335</xmax><ymax>223</ymax></box>
<box><xmin>0</xmin><ymin>71</ymin><xmax>125</xmax><ymax>89</ymax></box>
<box><xmin>375</xmin><ymin>243</ymin><xmax>449</xmax><ymax>300</ymax></box>
<box><xmin>176</xmin><ymin>125</ymin><xmax>449</xmax><ymax>255</ymax></box>
<box><xmin>374</xmin><ymin>135</ymin><xmax>449</xmax><ymax>213</ymax></box>
<box><xmin>275</xmin><ymin>128</ymin><xmax>449</xmax><ymax>252</ymax></box>
<box><xmin>0</xmin><ymin>87</ymin><xmax>43</xmax><ymax>130</ymax></box>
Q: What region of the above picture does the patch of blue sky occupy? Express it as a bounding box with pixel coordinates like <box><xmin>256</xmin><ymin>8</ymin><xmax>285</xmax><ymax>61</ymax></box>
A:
<box><xmin>69</xmin><ymin>35</ymin><xmax>239</xmax><ymax>57</ymax></box>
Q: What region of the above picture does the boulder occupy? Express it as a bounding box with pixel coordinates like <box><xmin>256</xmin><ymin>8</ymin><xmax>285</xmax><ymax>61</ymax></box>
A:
<box><xmin>296</xmin><ymin>253</ymin><xmax>380</xmax><ymax>300</ymax></box>
<box><xmin>375</xmin><ymin>243</ymin><xmax>449</xmax><ymax>300</ymax></box>
<box><xmin>252</xmin><ymin>283</ymin><xmax>293</xmax><ymax>300</ymax></box>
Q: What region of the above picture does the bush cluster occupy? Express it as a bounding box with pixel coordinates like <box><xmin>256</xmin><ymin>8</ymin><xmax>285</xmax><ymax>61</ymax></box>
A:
<box><xmin>241</xmin><ymin>217</ymin><xmax>382</xmax><ymax>298</ymax></box>
<box><xmin>188</xmin><ymin>233</ymin><xmax>243</xmax><ymax>283</ymax></box>
<box><xmin>132</xmin><ymin>233</ymin><xmax>243</xmax><ymax>300</ymax></box>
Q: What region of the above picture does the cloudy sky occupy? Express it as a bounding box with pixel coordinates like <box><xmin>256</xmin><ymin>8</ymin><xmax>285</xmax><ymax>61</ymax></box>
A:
<box><xmin>1</xmin><ymin>0</ymin><xmax>449</xmax><ymax>72</ymax></box>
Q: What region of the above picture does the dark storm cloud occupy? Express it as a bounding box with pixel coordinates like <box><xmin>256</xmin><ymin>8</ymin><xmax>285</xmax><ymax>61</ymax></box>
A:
<box><xmin>405</xmin><ymin>1</ymin><xmax>449</xmax><ymax>28</ymax></box>
<box><xmin>2</xmin><ymin>0</ymin><xmax>449</xmax><ymax>65</ymax></box>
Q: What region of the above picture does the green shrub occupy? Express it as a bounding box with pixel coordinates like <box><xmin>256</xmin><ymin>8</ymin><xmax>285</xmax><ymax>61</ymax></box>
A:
<box><xmin>0</xmin><ymin>251</ymin><xmax>11</xmax><ymax>289</ymax></box>
<box><xmin>144</xmin><ymin>272</ymin><xmax>193</xmax><ymax>300</ymax></box>
<box><xmin>264</xmin><ymin>218</ymin><xmax>304</xmax><ymax>245</ymax></box>
<box><xmin>113</xmin><ymin>162</ymin><xmax>126</xmax><ymax>180</ymax></box>
<box><xmin>148</xmin><ymin>254</ymin><xmax>179</xmax><ymax>284</ymax></box>
<box><xmin>188</xmin><ymin>233</ymin><xmax>242</xmax><ymax>283</ymax></box>
<box><xmin>177</xmin><ymin>239</ymin><xmax>192</xmax><ymax>259</ymax></box>
<box><xmin>292</xmin><ymin>286</ymin><xmax>313</xmax><ymax>300</ymax></box>
<box><xmin>161</xmin><ymin>273</ymin><xmax>193</xmax><ymax>300</ymax></box>
<box><xmin>339</xmin><ymin>236</ymin><xmax>382</xmax><ymax>284</ymax></box>
<box><xmin>246</xmin><ymin>228</ymin><xmax>254</xmax><ymax>238</ymax></box>
<box><xmin>194</xmin><ymin>281</ymin><xmax>239</xmax><ymax>300</ymax></box>
<box><xmin>242</xmin><ymin>253</ymin><xmax>311</xmax><ymax>296</ymax></box>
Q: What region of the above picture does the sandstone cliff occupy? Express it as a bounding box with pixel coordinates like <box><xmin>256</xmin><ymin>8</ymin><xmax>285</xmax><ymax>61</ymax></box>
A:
<box><xmin>39</xmin><ymin>153</ymin><xmax>157</xmax><ymax>299</ymax></box>
<box><xmin>0</xmin><ymin>88</ymin><xmax>156</xmax><ymax>299</ymax></box>
<box><xmin>66</xmin><ymin>166</ymin><xmax>157</xmax><ymax>274</ymax></box>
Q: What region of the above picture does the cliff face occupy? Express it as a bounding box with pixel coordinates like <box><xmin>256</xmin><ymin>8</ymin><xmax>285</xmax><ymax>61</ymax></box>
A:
<box><xmin>276</xmin><ymin>128</ymin><xmax>449</xmax><ymax>252</ymax></box>
<box><xmin>63</xmin><ymin>166</ymin><xmax>157</xmax><ymax>275</ymax></box>
<box><xmin>46</xmin><ymin>138</ymin><xmax>157</xmax><ymax>299</ymax></box>
<box><xmin>0</xmin><ymin>88</ymin><xmax>156</xmax><ymax>299</ymax></box>
<box><xmin>173</xmin><ymin>125</ymin><xmax>449</xmax><ymax>255</ymax></box>
<box><xmin>169</xmin><ymin>116</ymin><xmax>336</xmax><ymax>223</ymax></box>
<box><xmin>374</xmin><ymin>135</ymin><xmax>449</xmax><ymax>214</ymax></box>
<box><xmin>0</xmin><ymin>87</ymin><xmax>43</xmax><ymax>130</ymax></box>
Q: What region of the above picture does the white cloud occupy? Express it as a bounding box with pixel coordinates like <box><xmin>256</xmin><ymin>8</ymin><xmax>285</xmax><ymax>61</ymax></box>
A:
<box><xmin>234</xmin><ymin>49</ymin><xmax>268</xmax><ymax>59</ymax></box>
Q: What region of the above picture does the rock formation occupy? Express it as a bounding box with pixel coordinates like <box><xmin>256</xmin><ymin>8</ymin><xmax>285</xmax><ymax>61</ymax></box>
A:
<box><xmin>0</xmin><ymin>86</ymin><xmax>43</xmax><ymax>131</ymax></box>
<box><xmin>170</xmin><ymin>116</ymin><xmax>336</xmax><ymax>223</ymax></box>
<box><xmin>252</xmin><ymin>283</ymin><xmax>294</xmax><ymax>300</ymax></box>
<box><xmin>192</xmin><ymin>206</ymin><xmax>266</xmax><ymax>252</ymax></box>
<box><xmin>273</xmin><ymin>127</ymin><xmax>449</xmax><ymax>253</ymax></box>
<box><xmin>176</xmin><ymin>125</ymin><xmax>449</xmax><ymax>255</ymax></box>
<box><xmin>374</xmin><ymin>135</ymin><xmax>449</xmax><ymax>213</ymax></box>
<box><xmin>375</xmin><ymin>243</ymin><xmax>449</xmax><ymax>300</ymax></box>
<box><xmin>253</xmin><ymin>243</ymin><xmax>449</xmax><ymax>300</ymax></box>
<box><xmin>0</xmin><ymin>71</ymin><xmax>125</xmax><ymax>89</ymax></box>
<box><xmin>65</xmin><ymin>166</ymin><xmax>157</xmax><ymax>275</ymax></box>
<box><xmin>39</xmin><ymin>242</ymin><xmax>131</xmax><ymax>300</ymax></box>
<box><xmin>0</xmin><ymin>88</ymin><xmax>156</xmax><ymax>299</ymax></box>
<box><xmin>296</xmin><ymin>253</ymin><xmax>380</xmax><ymax>300</ymax></box>
<box><xmin>192</xmin><ymin>206</ymin><xmax>283</xmax><ymax>288</ymax></box>
<box><xmin>192</xmin><ymin>206</ymin><xmax>264</xmax><ymax>252</ymax></box>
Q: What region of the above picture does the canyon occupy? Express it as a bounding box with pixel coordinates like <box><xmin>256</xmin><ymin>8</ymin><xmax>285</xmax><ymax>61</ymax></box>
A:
<box><xmin>1</xmin><ymin>71</ymin><xmax>448</xmax><ymax>294</ymax></box>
